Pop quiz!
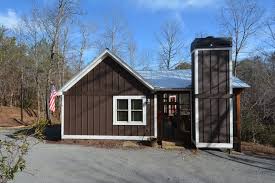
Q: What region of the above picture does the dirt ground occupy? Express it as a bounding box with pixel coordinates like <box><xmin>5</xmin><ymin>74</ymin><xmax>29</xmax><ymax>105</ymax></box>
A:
<box><xmin>242</xmin><ymin>142</ymin><xmax>275</xmax><ymax>155</ymax></box>
<box><xmin>0</xmin><ymin>106</ymin><xmax>60</xmax><ymax>127</ymax></box>
<box><xmin>0</xmin><ymin>106</ymin><xmax>37</xmax><ymax>127</ymax></box>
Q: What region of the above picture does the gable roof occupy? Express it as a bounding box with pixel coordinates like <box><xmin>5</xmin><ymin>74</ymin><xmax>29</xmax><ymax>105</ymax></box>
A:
<box><xmin>58</xmin><ymin>49</ymin><xmax>155</xmax><ymax>93</ymax></box>
<box><xmin>137</xmin><ymin>70</ymin><xmax>250</xmax><ymax>90</ymax></box>
<box><xmin>59</xmin><ymin>49</ymin><xmax>250</xmax><ymax>94</ymax></box>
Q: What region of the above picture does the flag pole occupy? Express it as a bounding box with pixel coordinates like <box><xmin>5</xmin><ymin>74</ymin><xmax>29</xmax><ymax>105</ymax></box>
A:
<box><xmin>48</xmin><ymin>82</ymin><xmax>54</xmax><ymax>125</ymax></box>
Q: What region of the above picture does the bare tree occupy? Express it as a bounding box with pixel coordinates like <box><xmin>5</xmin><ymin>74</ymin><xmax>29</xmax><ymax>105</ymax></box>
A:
<box><xmin>195</xmin><ymin>32</ymin><xmax>209</xmax><ymax>38</ymax></box>
<box><xmin>39</xmin><ymin>0</ymin><xmax>82</xmax><ymax>121</ymax></box>
<box><xmin>238</xmin><ymin>54</ymin><xmax>275</xmax><ymax>145</ymax></box>
<box><xmin>220</xmin><ymin>0</ymin><xmax>264</xmax><ymax>76</ymax></box>
<box><xmin>137</xmin><ymin>49</ymin><xmax>153</xmax><ymax>70</ymax></box>
<box><xmin>76</xmin><ymin>23</ymin><xmax>93</xmax><ymax>72</ymax></box>
<box><xmin>157</xmin><ymin>20</ymin><xmax>184</xmax><ymax>70</ymax></box>
<box><xmin>127</xmin><ymin>34</ymin><xmax>137</xmax><ymax>68</ymax></box>
<box><xmin>21</xmin><ymin>5</ymin><xmax>42</xmax><ymax>119</ymax></box>
<box><xmin>95</xmin><ymin>14</ymin><xmax>128</xmax><ymax>57</ymax></box>
<box><xmin>264</xmin><ymin>11</ymin><xmax>275</xmax><ymax>50</ymax></box>
<box><xmin>59</xmin><ymin>26</ymin><xmax>69</xmax><ymax>86</ymax></box>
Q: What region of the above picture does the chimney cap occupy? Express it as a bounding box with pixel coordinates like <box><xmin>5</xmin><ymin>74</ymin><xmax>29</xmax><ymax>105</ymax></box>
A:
<box><xmin>191</xmin><ymin>37</ymin><xmax>232</xmax><ymax>52</ymax></box>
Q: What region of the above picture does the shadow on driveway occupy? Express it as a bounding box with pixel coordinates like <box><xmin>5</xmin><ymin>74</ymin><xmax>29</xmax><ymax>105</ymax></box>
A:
<box><xmin>204</xmin><ymin>150</ymin><xmax>275</xmax><ymax>172</ymax></box>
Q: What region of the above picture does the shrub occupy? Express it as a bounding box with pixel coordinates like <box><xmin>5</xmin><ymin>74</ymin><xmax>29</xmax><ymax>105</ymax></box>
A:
<box><xmin>32</xmin><ymin>119</ymin><xmax>48</xmax><ymax>140</ymax></box>
<box><xmin>241</xmin><ymin>116</ymin><xmax>275</xmax><ymax>147</ymax></box>
<box><xmin>12</xmin><ymin>119</ymin><xmax>48</xmax><ymax>140</ymax></box>
<box><xmin>271</xmin><ymin>135</ymin><xmax>275</xmax><ymax>147</ymax></box>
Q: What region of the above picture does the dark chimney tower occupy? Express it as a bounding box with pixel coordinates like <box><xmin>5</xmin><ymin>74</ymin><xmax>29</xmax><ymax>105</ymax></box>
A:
<box><xmin>191</xmin><ymin>37</ymin><xmax>233</xmax><ymax>149</ymax></box>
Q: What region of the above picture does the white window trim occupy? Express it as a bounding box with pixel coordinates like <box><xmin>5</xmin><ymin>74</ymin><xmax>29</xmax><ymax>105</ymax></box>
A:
<box><xmin>113</xmin><ymin>95</ymin><xmax>147</xmax><ymax>126</ymax></box>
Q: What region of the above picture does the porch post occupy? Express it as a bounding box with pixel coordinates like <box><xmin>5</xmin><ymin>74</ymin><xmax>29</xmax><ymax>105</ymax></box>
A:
<box><xmin>154</xmin><ymin>94</ymin><xmax>157</xmax><ymax>138</ymax></box>
<box><xmin>235</xmin><ymin>89</ymin><xmax>243</xmax><ymax>152</ymax></box>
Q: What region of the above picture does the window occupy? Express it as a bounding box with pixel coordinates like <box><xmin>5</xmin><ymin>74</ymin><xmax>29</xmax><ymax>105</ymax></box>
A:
<box><xmin>113</xmin><ymin>96</ymin><xmax>146</xmax><ymax>125</ymax></box>
<box><xmin>168</xmin><ymin>95</ymin><xmax>177</xmax><ymax>116</ymax></box>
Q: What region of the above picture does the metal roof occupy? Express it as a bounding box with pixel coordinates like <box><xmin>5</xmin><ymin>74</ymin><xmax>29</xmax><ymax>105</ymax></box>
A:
<box><xmin>137</xmin><ymin>70</ymin><xmax>250</xmax><ymax>90</ymax></box>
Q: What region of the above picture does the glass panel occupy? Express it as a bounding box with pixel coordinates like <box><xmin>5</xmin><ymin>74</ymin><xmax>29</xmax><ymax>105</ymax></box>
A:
<box><xmin>163</xmin><ymin>93</ymin><xmax>168</xmax><ymax>102</ymax></box>
<box><xmin>168</xmin><ymin>95</ymin><xmax>177</xmax><ymax>116</ymax></box>
<box><xmin>179</xmin><ymin>93</ymin><xmax>190</xmax><ymax>105</ymax></box>
<box><xmin>117</xmin><ymin>111</ymin><xmax>128</xmax><ymax>121</ymax></box>
<box><xmin>131</xmin><ymin>99</ymin><xmax>142</xmax><ymax>110</ymax></box>
<box><xmin>164</xmin><ymin>105</ymin><xmax>168</xmax><ymax>114</ymax></box>
<box><xmin>117</xmin><ymin>99</ymin><xmax>128</xmax><ymax>110</ymax></box>
<box><xmin>131</xmin><ymin>111</ymin><xmax>143</xmax><ymax>121</ymax></box>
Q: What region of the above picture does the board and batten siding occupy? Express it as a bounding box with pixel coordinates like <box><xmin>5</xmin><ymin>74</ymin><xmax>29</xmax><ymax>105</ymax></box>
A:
<box><xmin>197</xmin><ymin>50</ymin><xmax>230</xmax><ymax>144</ymax></box>
<box><xmin>63</xmin><ymin>56</ymin><xmax>155</xmax><ymax>137</ymax></box>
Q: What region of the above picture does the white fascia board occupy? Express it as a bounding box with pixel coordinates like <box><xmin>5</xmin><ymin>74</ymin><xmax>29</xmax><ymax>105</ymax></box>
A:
<box><xmin>58</xmin><ymin>50</ymin><xmax>107</xmax><ymax>93</ymax></box>
<box><xmin>58</xmin><ymin>50</ymin><xmax>154</xmax><ymax>93</ymax></box>
<box><xmin>62</xmin><ymin>135</ymin><xmax>154</xmax><ymax>141</ymax></box>
<box><xmin>108</xmin><ymin>51</ymin><xmax>154</xmax><ymax>90</ymax></box>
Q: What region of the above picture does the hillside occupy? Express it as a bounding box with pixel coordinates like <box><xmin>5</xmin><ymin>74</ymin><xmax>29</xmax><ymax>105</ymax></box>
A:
<box><xmin>0</xmin><ymin>106</ymin><xmax>37</xmax><ymax>127</ymax></box>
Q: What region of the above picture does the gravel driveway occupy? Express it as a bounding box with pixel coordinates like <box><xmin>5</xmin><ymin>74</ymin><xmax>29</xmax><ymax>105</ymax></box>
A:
<box><xmin>0</xmin><ymin>129</ymin><xmax>274</xmax><ymax>183</ymax></box>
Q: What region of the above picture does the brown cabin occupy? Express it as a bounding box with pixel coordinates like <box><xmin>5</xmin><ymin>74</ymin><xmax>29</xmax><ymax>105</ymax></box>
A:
<box><xmin>58</xmin><ymin>37</ymin><xmax>249</xmax><ymax>150</ymax></box>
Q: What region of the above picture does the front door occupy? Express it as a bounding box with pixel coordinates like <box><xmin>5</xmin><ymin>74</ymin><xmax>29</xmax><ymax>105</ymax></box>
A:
<box><xmin>159</xmin><ymin>93</ymin><xmax>191</xmax><ymax>143</ymax></box>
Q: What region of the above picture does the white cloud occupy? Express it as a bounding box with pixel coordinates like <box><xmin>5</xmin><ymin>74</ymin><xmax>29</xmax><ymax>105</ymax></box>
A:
<box><xmin>136</xmin><ymin>0</ymin><xmax>216</xmax><ymax>11</ymax></box>
<box><xmin>0</xmin><ymin>9</ymin><xmax>20</xmax><ymax>29</ymax></box>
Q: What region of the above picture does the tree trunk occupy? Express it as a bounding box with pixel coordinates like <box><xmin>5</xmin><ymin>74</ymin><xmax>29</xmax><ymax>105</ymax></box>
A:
<box><xmin>20</xmin><ymin>71</ymin><xmax>24</xmax><ymax>123</ymax></box>
<box><xmin>36</xmin><ymin>78</ymin><xmax>40</xmax><ymax>119</ymax></box>
<box><xmin>45</xmin><ymin>71</ymin><xmax>51</xmax><ymax>123</ymax></box>
<box><xmin>234</xmin><ymin>51</ymin><xmax>238</xmax><ymax>76</ymax></box>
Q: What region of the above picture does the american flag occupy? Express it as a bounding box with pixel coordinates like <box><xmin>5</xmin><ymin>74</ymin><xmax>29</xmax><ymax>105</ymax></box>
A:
<box><xmin>49</xmin><ymin>85</ymin><xmax>57</xmax><ymax>112</ymax></box>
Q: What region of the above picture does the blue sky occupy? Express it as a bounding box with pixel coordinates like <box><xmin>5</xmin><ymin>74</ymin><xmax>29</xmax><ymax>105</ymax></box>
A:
<box><xmin>0</xmin><ymin>0</ymin><xmax>274</xmax><ymax>67</ymax></box>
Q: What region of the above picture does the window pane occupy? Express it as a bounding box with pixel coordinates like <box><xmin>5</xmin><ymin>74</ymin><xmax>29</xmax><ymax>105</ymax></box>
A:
<box><xmin>179</xmin><ymin>94</ymin><xmax>190</xmax><ymax>105</ymax></box>
<box><xmin>117</xmin><ymin>99</ymin><xmax>128</xmax><ymax>110</ymax></box>
<box><xmin>131</xmin><ymin>111</ymin><xmax>143</xmax><ymax>121</ymax></box>
<box><xmin>131</xmin><ymin>99</ymin><xmax>142</xmax><ymax>110</ymax></box>
<box><xmin>117</xmin><ymin>111</ymin><xmax>128</xmax><ymax>121</ymax></box>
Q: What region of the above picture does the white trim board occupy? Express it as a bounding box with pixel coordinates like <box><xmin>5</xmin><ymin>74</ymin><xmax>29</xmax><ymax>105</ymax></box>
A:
<box><xmin>58</xmin><ymin>49</ymin><xmax>154</xmax><ymax>94</ymax></box>
<box><xmin>62</xmin><ymin>135</ymin><xmax>154</xmax><ymax>141</ymax></box>
<box><xmin>195</xmin><ymin>142</ymin><xmax>233</xmax><ymax>149</ymax></box>
<box><xmin>154</xmin><ymin>94</ymin><xmax>157</xmax><ymax>138</ymax></box>
<box><xmin>61</xmin><ymin>94</ymin><xmax>64</xmax><ymax>138</ymax></box>
<box><xmin>194</xmin><ymin>50</ymin><xmax>199</xmax><ymax>145</ymax></box>
<box><xmin>229</xmin><ymin>50</ymin><xmax>233</xmax><ymax>146</ymax></box>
